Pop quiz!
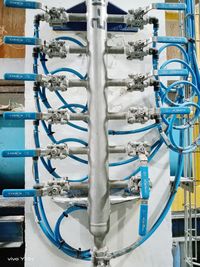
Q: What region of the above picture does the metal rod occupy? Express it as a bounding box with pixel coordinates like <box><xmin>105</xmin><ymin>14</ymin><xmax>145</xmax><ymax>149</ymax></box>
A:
<box><xmin>67</xmin><ymin>13</ymin><xmax>126</xmax><ymax>24</ymax></box>
<box><xmin>106</xmin><ymin>46</ymin><xmax>125</xmax><ymax>54</ymax></box>
<box><xmin>65</xmin><ymin>180</ymin><xmax>129</xmax><ymax>191</ymax></box>
<box><xmin>106</xmin><ymin>79</ymin><xmax>127</xmax><ymax>87</ymax></box>
<box><xmin>107</xmin><ymin>112</ymin><xmax>127</xmax><ymax>120</ymax></box>
<box><xmin>68</xmin><ymin>80</ymin><xmax>88</xmax><ymax>87</ymax></box>
<box><xmin>68</xmin><ymin>146</ymin><xmax>127</xmax><ymax>155</ymax></box>
<box><xmin>68</xmin><ymin>13</ymin><xmax>87</xmax><ymax>22</ymax></box>
<box><xmin>87</xmin><ymin>0</ymin><xmax>110</xmax><ymax>250</ymax></box>
<box><xmin>68</xmin><ymin>46</ymin><xmax>87</xmax><ymax>54</ymax></box>
<box><xmin>69</xmin><ymin>113</ymin><xmax>88</xmax><ymax>121</ymax></box>
<box><xmin>69</xmin><ymin>112</ymin><xmax>128</xmax><ymax>121</ymax></box>
<box><xmin>68</xmin><ymin>147</ymin><xmax>89</xmax><ymax>155</ymax></box>
<box><xmin>68</xmin><ymin>46</ymin><xmax>125</xmax><ymax>55</ymax></box>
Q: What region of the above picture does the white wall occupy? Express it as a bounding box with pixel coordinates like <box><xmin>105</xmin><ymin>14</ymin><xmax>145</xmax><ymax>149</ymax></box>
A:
<box><xmin>0</xmin><ymin>59</ymin><xmax>24</xmax><ymax>79</ymax></box>
<box><xmin>25</xmin><ymin>1</ymin><xmax>173</xmax><ymax>267</ymax></box>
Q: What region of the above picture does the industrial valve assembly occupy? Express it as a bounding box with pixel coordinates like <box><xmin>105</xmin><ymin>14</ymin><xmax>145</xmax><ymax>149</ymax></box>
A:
<box><xmin>1</xmin><ymin>0</ymin><xmax>200</xmax><ymax>266</ymax></box>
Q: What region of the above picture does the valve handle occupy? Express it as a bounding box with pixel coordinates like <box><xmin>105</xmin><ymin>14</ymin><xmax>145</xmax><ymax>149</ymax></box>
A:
<box><xmin>3</xmin><ymin>189</ymin><xmax>37</xmax><ymax>198</ymax></box>
<box><xmin>4</xmin><ymin>36</ymin><xmax>41</xmax><ymax>46</ymax></box>
<box><xmin>157</xmin><ymin>69</ymin><xmax>188</xmax><ymax>77</ymax></box>
<box><xmin>140</xmin><ymin>166</ymin><xmax>150</xmax><ymax>200</ymax></box>
<box><xmin>161</xmin><ymin>107</ymin><xmax>191</xmax><ymax>115</ymax></box>
<box><xmin>4</xmin><ymin>0</ymin><xmax>42</xmax><ymax>9</ymax></box>
<box><xmin>2</xmin><ymin>149</ymin><xmax>38</xmax><ymax>158</ymax></box>
<box><xmin>139</xmin><ymin>202</ymin><xmax>148</xmax><ymax>236</ymax></box>
<box><xmin>4</xmin><ymin>73</ymin><xmax>37</xmax><ymax>81</ymax></box>
<box><xmin>3</xmin><ymin>112</ymin><xmax>38</xmax><ymax>120</ymax></box>
<box><xmin>156</xmin><ymin>36</ymin><xmax>187</xmax><ymax>45</ymax></box>
<box><xmin>153</xmin><ymin>3</ymin><xmax>186</xmax><ymax>11</ymax></box>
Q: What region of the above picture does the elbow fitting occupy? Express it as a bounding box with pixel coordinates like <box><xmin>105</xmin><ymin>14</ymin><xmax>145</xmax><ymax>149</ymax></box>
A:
<box><xmin>149</xmin><ymin>17</ymin><xmax>159</xmax><ymax>28</ymax></box>
<box><xmin>34</xmin><ymin>14</ymin><xmax>43</xmax><ymax>26</ymax></box>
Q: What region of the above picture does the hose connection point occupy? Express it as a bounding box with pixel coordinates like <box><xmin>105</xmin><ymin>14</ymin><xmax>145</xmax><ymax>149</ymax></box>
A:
<box><xmin>127</xmin><ymin>141</ymin><xmax>151</xmax><ymax>159</ymax></box>
<box><xmin>44</xmin><ymin>109</ymin><xmax>70</xmax><ymax>125</ymax></box>
<box><xmin>126</xmin><ymin>40</ymin><xmax>156</xmax><ymax>60</ymax></box>
<box><xmin>40</xmin><ymin>7</ymin><xmax>69</xmax><ymax>27</ymax></box>
<box><xmin>127</xmin><ymin>107</ymin><xmax>159</xmax><ymax>124</ymax></box>
<box><xmin>125</xmin><ymin>7</ymin><xmax>151</xmax><ymax>30</ymax></box>
<box><xmin>149</xmin><ymin>17</ymin><xmax>159</xmax><ymax>28</ymax></box>
<box><xmin>41</xmin><ymin>39</ymin><xmax>69</xmax><ymax>58</ymax></box>
<box><xmin>92</xmin><ymin>247</ymin><xmax>111</xmax><ymax>267</ymax></box>
<box><xmin>44</xmin><ymin>144</ymin><xmax>69</xmax><ymax>160</ymax></box>
<box><xmin>37</xmin><ymin>74</ymin><xmax>69</xmax><ymax>91</ymax></box>
<box><xmin>126</xmin><ymin>73</ymin><xmax>158</xmax><ymax>92</ymax></box>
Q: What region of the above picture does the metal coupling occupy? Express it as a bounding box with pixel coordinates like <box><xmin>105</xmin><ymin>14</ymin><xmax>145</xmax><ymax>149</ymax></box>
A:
<box><xmin>128</xmin><ymin>176</ymin><xmax>141</xmax><ymax>194</ymax></box>
<box><xmin>42</xmin><ymin>7</ymin><xmax>69</xmax><ymax>27</ymax></box>
<box><xmin>124</xmin><ymin>8</ymin><xmax>149</xmax><ymax>30</ymax></box>
<box><xmin>127</xmin><ymin>73</ymin><xmax>148</xmax><ymax>92</ymax></box>
<box><xmin>127</xmin><ymin>107</ymin><xmax>149</xmax><ymax>124</ymax></box>
<box><xmin>41</xmin><ymin>39</ymin><xmax>69</xmax><ymax>58</ymax></box>
<box><xmin>33</xmin><ymin>182</ymin><xmax>63</xmax><ymax>197</ymax></box>
<box><xmin>46</xmin><ymin>178</ymin><xmax>69</xmax><ymax>196</ymax></box>
<box><xmin>126</xmin><ymin>40</ymin><xmax>157</xmax><ymax>60</ymax></box>
<box><xmin>93</xmin><ymin>248</ymin><xmax>111</xmax><ymax>267</ymax></box>
<box><xmin>43</xmin><ymin>109</ymin><xmax>70</xmax><ymax>125</ymax></box>
<box><xmin>126</xmin><ymin>73</ymin><xmax>159</xmax><ymax>92</ymax></box>
<box><xmin>127</xmin><ymin>141</ymin><xmax>151</xmax><ymax>159</ymax></box>
<box><xmin>127</xmin><ymin>107</ymin><xmax>158</xmax><ymax>124</ymax></box>
<box><xmin>37</xmin><ymin>74</ymin><xmax>69</xmax><ymax>91</ymax></box>
<box><xmin>43</xmin><ymin>144</ymin><xmax>69</xmax><ymax>160</ymax></box>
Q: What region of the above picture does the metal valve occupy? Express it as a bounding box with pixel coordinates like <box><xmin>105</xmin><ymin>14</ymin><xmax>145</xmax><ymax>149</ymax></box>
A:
<box><xmin>127</xmin><ymin>107</ymin><xmax>157</xmax><ymax>124</ymax></box>
<box><xmin>44</xmin><ymin>109</ymin><xmax>70</xmax><ymax>125</ymax></box>
<box><xmin>42</xmin><ymin>7</ymin><xmax>69</xmax><ymax>27</ymax></box>
<box><xmin>125</xmin><ymin>7</ymin><xmax>150</xmax><ymax>30</ymax></box>
<box><xmin>93</xmin><ymin>248</ymin><xmax>111</xmax><ymax>267</ymax></box>
<box><xmin>127</xmin><ymin>73</ymin><xmax>148</xmax><ymax>92</ymax></box>
<box><xmin>38</xmin><ymin>74</ymin><xmax>69</xmax><ymax>91</ymax></box>
<box><xmin>128</xmin><ymin>176</ymin><xmax>152</xmax><ymax>195</ymax></box>
<box><xmin>126</xmin><ymin>73</ymin><xmax>159</xmax><ymax>92</ymax></box>
<box><xmin>41</xmin><ymin>40</ymin><xmax>68</xmax><ymax>58</ymax></box>
<box><xmin>45</xmin><ymin>144</ymin><xmax>69</xmax><ymax>160</ymax></box>
<box><xmin>33</xmin><ymin>178</ymin><xmax>69</xmax><ymax>197</ymax></box>
<box><xmin>126</xmin><ymin>40</ymin><xmax>157</xmax><ymax>60</ymax></box>
<box><xmin>127</xmin><ymin>141</ymin><xmax>151</xmax><ymax>160</ymax></box>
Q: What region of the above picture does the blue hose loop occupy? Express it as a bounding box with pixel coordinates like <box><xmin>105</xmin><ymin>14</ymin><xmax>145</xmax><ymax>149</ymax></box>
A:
<box><xmin>31</xmin><ymin>142</ymin><xmax>91</xmax><ymax>260</ymax></box>
<box><xmin>55</xmin><ymin>36</ymin><xmax>85</xmax><ymax>47</ymax></box>
<box><xmin>158</xmin><ymin>44</ymin><xmax>189</xmax><ymax>63</ymax></box>
<box><xmin>168</xmin><ymin>107</ymin><xmax>199</xmax><ymax>153</ymax></box>
<box><xmin>160</xmin><ymin>59</ymin><xmax>195</xmax><ymax>85</ymax></box>
<box><xmin>172</xmin><ymin>102</ymin><xmax>200</xmax><ymax>130</ymax></box>
<box><xmin>161</xmin><ymin>80</ymin><xmax>200</xmax><ymax>107</ymax></box>
<box><xmin>54</xmin><ymin>206</ymin><xmax>91</xmax><ymax>259</ymax></box>
<box><xmin>157</xmin><ymin>44</ymin><xmax>190</xmax><ymax>97</ymax></box>
<box><xmin>159</xmin><ymin>58</ymin><xmax>197</xmax><ymax>88</ymax></box>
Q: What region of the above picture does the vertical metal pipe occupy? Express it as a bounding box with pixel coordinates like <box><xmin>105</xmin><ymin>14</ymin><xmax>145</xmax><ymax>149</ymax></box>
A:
<box><xmin>87</xmin><ymin>0</ymin><xmax>110</xmax><ymax>249</ymax></box>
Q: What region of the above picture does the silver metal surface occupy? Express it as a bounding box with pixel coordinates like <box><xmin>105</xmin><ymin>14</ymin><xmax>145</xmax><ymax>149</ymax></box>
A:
<box><xmin>53</xmin><ymin>195</ymin><xmax>139</xmax><ymax>206</ymax></box>
<box><xmin>87</xmin><ymin>0</ymin><xmax>110</xmax><ymax>251</ymax></box>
